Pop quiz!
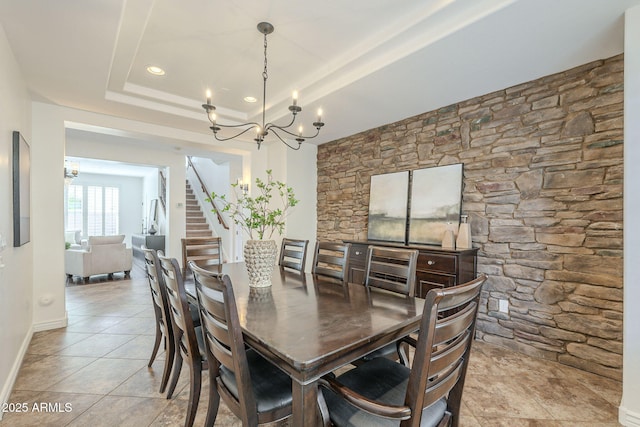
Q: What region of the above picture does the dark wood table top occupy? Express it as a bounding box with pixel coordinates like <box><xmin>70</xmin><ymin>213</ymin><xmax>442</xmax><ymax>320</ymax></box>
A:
<box><xmin>186</xmin><ymin>262</ymin><xmax>425</xmax><ymax>426</ymax></box>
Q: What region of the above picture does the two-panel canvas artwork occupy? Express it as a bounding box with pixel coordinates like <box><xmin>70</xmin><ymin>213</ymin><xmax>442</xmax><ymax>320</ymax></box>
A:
<box><xmin>367</xmin><ymin>163</ymin><xmax>463</xmax><ymax>245</ymax></box>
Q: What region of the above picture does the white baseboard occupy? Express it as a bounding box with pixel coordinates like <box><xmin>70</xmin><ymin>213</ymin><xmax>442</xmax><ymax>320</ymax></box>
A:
<box><xmin>0</xmin><ymin>325</ymin><xmax>34</xmax><ymax>421</ymax></box>
<box><xmin>33</xmin><ymin>312</ymin><xmax>68</xmax><ymax>332</ymax></box>
<box><xmin>620</xmin><ymin>405</ymin><xmax>640</xmax><ymax>426</ymax></box>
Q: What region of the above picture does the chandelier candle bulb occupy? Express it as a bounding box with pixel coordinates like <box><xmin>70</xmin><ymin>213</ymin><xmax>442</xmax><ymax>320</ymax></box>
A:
<box><xmin>292</xmin><ymin>91</ymin><xmax>298</xmax><ymax>106</ymax></box>
<box><xmin>317</xmin><ymin>109</ymin><xmax>323</xmax><ymax>123</ymax></box>
<box><xmin>206</xmin><ymin>89</ymin><xmax>212</xmax><ymax>106</ymax></box>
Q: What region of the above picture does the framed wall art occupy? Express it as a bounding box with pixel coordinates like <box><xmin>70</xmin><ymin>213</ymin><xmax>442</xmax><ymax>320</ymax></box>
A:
<box><xmin>367</xmin><ymin>171</ymin><xmax>409</xmax><ymax>243</ymax></box>
<box><xmin>13</xmin><ymin>131</ymin><xmax>31</xmax><ymax>247</ymax></box>
<box><xmin>408</xmin><ymin>163</ymin><xmax>463</xmax><ymax>245</ymax></box>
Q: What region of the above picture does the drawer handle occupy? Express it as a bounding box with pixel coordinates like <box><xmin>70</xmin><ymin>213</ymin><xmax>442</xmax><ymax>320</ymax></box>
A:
<box><xmin>427</xmin><ymin>260</ymin><xmax>435</xmax><ymax>266</ymax></box>
<box><xmin>355</xmin><ymin>251</ymin><xmax>362</xmax><ymax>255</ymax></box>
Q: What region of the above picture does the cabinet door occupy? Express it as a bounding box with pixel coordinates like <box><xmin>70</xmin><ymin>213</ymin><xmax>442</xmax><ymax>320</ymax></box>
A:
<box><xmin>416</xmin><ymin>271</ymin><xmax>456</xmax><ymax>299</ymax></box>
<box><xmin>349</xmin><ymin>267</ymin><xmax>366</xmax><ymax>285</ymax></box>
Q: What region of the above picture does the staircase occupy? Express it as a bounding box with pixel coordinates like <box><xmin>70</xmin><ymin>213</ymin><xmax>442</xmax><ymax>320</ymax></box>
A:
<box><xmin>186</xmin><ymin>182</ymin><xmax>214</xmax><ymax>238</ymax></box>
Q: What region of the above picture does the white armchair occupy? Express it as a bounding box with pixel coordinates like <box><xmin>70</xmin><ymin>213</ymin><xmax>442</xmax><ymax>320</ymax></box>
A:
<box><xmin>65</xmin><ymin>235</ymin><xmax>133</xmax><ymax>283</ymax></box>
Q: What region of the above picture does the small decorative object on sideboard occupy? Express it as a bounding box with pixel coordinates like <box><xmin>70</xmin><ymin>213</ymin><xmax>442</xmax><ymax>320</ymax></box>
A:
<box><xmin>456</xmin><ymin>214</ymin><xmax>472</xmax><ymax>249</ymax></box>
<box><xmin>441</xmin><ymin>222</ymin><xmax>456</xmax><ymax>249</ymax></box>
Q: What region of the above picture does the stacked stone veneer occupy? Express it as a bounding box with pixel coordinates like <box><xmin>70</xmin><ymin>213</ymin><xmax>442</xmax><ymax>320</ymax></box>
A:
<box><xmin>317</xmin><ymin>55</ymin><xmax>623</xmax><ymax>379</ymax></box>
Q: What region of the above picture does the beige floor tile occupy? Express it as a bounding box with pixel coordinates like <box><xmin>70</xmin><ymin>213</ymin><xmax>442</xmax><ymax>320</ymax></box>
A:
<box><xmin>64</xmin><ymin>315</ymin><xmax>127</xmax><ymax>333</ymax></box>
<box><xmin>26</xmin><ymin>330</ymin><xmax>93</xmax><ymax>355</ymax></box>
<box><xmin>13</xmin><ymin>354</ymin><xmax>96</xmax><ymax>391</ymax></box>
<box><xmin>104</xmin><ymin>334</ymin><xmax>165</xmax><ymax>360</ymax></box>
<box><xmin>66</xmin><ymin>395</ymin><xmax>170</xmax><ymax>427</ymax></box>
<box><xmin>56</xmin><ymin>333</ymin><xmax>136</xmax><ymax>357</ymax></box>
<box><xmin>47</xmin><ymin>358</ymin><xmax>147</xmax><ymax>395</ymax></box>
<box><xmin>100</xmin><ymin>315</ymin><xmax>157</xmax><ymax>335</ymax></box>
<box><xmin>109</xmin><ymin>359</ymin><xmax>182</xmax><ymax>399</ymax></box>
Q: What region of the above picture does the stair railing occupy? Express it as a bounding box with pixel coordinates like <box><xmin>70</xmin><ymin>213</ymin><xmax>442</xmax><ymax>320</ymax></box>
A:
<box><xmin>187</xmin><ymin>156</ymin><xmax>229</xmax><ymax>230</ymax></box>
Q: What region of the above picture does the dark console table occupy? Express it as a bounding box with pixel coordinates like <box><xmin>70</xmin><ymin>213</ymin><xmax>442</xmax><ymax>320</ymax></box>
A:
<box><xmin>343</xmin><ymin>240</ymin><xmax>478</xmax><ymax>298</ymax></box>
<box><xmin>132</xmin><ymin>234</ymin><xmax>165</xmax><ymax>263</ymax></box>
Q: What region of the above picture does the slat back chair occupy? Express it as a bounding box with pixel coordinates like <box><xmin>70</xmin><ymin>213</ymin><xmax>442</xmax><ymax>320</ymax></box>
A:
<box><xmin>312</xmin><ymin>241</ymin><xmax>351</xmax><ymax>281</ymax></box>
<box><xmin>181</xmin><ymin>236</ymin><xmax>222</xmax><ymax>278</ymax></box>
<box><xmin>190</xmin><ymin>262</ymin><xmax>293</xmax><ymax>426</ymax></box>
<box><xmin>278</xmin><ymin>238</ymin><xmax>309</xmax><ymax>272</ymax></box>
<box><xmin>142</xmin><ymin>247</ymin><xmax>174</xmax><ymax>393</ymax></box>
<box><xmin>365</xmin><ymin>246</ymin><xmax>419</xmax><ymax>297</ymax></box>
<box><xmin>319</xmin><ymin>274</ymin><xmax>487</xmax><ymax>427</ymax></box>
<box><xmin>358</xmin><ymin>246</ymin><xmax>419</xmax><ymax>365</ymax></box>
<box><xmin>158</xmin><ymin>255</ymin><xmax>207</xmax><ymax>427</ymax></box>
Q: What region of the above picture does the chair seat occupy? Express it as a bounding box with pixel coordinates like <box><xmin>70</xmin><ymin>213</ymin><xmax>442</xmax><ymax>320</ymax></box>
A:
<box><xmin>220</xmin><ymin>348</ymin><xmax>292</xmax><ymax>414</ymax></box>
<box><xmin>361</xmin><ymin>342</ymin><xmax>396</xmax><ymax>362</ymax></box>
<box><xmin>322</xmin><ymin>357</ymin><xmax>447</xmax><ymax>427</ymax></box>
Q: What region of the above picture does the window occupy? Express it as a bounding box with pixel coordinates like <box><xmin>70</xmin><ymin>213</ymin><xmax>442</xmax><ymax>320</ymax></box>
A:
<box><xmin>66</xmin><ymin>184</ymin><xmax>119</xmax><ymax>236</ymax></box>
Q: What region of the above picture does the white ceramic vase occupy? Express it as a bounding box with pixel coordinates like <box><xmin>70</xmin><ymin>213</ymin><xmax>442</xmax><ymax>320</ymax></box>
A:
<box><xmin>244</xmin><ymin>239</ymin><xmax>278</xmax><ymax>287</ymax></box>
<box><xmin>456</xmin><ymin>215</ymin><xmax>472</xmax><ymax>249</ymax></box>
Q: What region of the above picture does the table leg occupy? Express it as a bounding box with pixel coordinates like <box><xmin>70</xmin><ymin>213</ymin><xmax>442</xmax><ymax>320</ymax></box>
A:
<box><xmin>292</xmin><ymin>380</ymin><xmax>319</xmax><ymax>427</ymax></box>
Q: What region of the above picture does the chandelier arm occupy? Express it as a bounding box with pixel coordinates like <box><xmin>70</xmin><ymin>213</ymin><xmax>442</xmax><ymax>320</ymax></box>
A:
<box><xmin>214</xmin><ymin>121</ymin><xmax>260</xmax><ymax>129</ymax></box>
<box><xmin>270</xmin><ymin>129</ymin><xmax>302</xmax><ymax>150</ymax></box>
<box><xmin>270</xmin><ymin>125</ymin><xmax>321</xmax><ymax>140</ymax></box>
<box><xmin>263</xmin><ymin>112</ymin><xmax>297</xmax><ymax>134</ymax></box>
<box><xmin>211</xmin><ymin>126</ymin><xmax>261</xmax><ymax>142</ymax></box>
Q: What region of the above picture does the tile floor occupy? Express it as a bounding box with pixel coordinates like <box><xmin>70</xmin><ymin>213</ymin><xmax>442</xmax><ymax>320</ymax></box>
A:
<box><xmin>1</xmin><ymin>269</ymin><xmax>622</xmax><ymax>426</ymax></box>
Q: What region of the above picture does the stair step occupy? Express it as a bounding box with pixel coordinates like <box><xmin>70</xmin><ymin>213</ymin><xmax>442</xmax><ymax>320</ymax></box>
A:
<box><xmin>189</xmin><ymin>224</ymin><xmax>210</xmax><ymax>230</ymax></box>
<box><xmin>187</xmin><ymin>217</ymin><xmax>206</xmax><ymax>223</ymax></box>
<box><xmin>187</xmin><ymin>230</ymin><xmax>213</xmax><ymax>237</ymax></box>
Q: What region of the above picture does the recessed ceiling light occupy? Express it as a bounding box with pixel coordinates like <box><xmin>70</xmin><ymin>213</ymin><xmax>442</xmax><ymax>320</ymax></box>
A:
<box><xmin>244</xmin><ymin>96</ymin><xmax>257</xmax><ymax>103</ymax></box>
<box><xmin>146</xmin><ymin>65</ymin><xmax>165</xmax><ymax>76</ymax></box>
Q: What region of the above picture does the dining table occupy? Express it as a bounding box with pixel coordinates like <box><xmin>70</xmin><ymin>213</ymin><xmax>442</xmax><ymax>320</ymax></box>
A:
<box><xmin>185</xmin><ymin>262</ymin><xmax>425</xmax><ymax>427</ymax></box>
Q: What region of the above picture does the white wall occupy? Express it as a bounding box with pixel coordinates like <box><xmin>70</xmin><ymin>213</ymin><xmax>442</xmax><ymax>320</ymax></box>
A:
<box><xmin>266</xmin><ymin>141</ymin><xmax>318</xmax><ymax>272</ymax></box>
<box><xmin>0</xmin><ymin>24</ymin><xmax>33</xmax><ymax>417</ymax></box>
<box><xmin>621</xmin><ymin>6</ymin><xmax>640</xmax><ymax>426</ymax></box>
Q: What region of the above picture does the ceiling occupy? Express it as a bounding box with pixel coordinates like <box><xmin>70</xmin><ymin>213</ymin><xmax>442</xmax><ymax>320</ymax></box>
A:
<box><xmin>1</xmin><ymin>0</ymin><xmax>639</xmax><ymax>151</ymax></box>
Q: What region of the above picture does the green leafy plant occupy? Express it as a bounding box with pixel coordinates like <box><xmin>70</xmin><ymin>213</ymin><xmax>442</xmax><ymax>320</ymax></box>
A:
<box><xmin>208</xmin><ymin>170</ymin><xmax>298</xmax><ymax>240</ymax></box>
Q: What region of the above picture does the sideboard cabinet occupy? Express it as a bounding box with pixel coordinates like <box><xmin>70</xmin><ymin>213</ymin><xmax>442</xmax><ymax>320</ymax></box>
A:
<box><xmin>132</xmin><ymin>234</ymin><xmax>165</xmax><ymax>263</ymax></box>
<box><xmin>343</xmin><ymin>240</ymin><xmax>478</xmax><ymax>299</ymax></box>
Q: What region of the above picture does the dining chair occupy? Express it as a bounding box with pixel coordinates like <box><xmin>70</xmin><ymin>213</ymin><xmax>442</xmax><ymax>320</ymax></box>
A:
<box><xmin>318</xmin><ymin>274</ymin><xmax>487</xmax><ymax>427</ymax></box>
<box><xmin>278</xmin><ymin>238</ymin><xmax>309</xmax><ymax>272</ymax></box>
<box><xmin>311</xmin><ymin>241</ymin><xmax>351</xmax><ymax>282</ymax></box>
<box><xmin>181</xmin><ymin>236</ymin><xmax>222</xmax><ymax>278</ymax></box>
<box><xmin>189</xmin><ymin>262</ymin><xmax>293</xmax><ymax>427</ymax></box>
<box><xmin>365</xmin><ymin>245</ymin><xmax>419</xmax><ymax>297</ymax></box>
<box><xmin>358</xmin><ymin>245</ymin><xmax>419</xmax><ymax>365</ymax></box>
<box><xmin>158</xmin><ymin>254</ymin><xmax>208</xmax><ymax>427</ymax></box>
<box><xmin>142</xmin><ymin>247</ymin><xmax>175</xmax><ymax>394</ymax></box>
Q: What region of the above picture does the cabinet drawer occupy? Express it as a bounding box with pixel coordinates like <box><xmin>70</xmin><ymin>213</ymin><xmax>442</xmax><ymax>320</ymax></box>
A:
<box><xmin>417</xmin><ymin>252</ymin><xmax>456</xmax><ymax>274</ymax></box>
<box><xmin>349</xmin><ymin>244</ymin><xmax>368</xmax><ymax>266</ymax></box>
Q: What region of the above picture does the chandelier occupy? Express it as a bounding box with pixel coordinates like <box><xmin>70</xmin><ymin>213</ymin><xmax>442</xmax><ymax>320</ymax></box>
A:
<box><xmin>64</xmin><ymin>160</ymin><xmax>79</xmax><ymax>183</ymax></box>
<box><xmin>202</xmin><ymin>22</ymin><xmax>325</xmax><ymax>150</ymax></box>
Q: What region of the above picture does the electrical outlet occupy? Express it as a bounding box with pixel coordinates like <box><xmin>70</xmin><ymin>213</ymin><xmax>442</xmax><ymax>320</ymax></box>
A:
<box><xmin>499</xmin><ymin>299</ymin><xmax>509</xmax><ymax>313</ymax></box>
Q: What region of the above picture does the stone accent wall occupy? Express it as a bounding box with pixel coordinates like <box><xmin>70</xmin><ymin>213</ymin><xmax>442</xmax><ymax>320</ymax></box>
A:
<box><xmin>317</xmin><ymin>55</ymin><xmax>623</xmax><ymax>380</ymax></box>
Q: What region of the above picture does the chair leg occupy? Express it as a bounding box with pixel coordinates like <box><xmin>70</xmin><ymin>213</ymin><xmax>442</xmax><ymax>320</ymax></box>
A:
<box><xmin>166</xmin><ymin>352</ymin><xmax>183</xmax><ymax>399</ymax></box>
<box><xmin>148</xmin><ymin>324</ymin><xmax>162</xmax><ymax>367</ymax></box>
<box><xmin>159</xmin><ymin>334</ymin><xmax>175</xmax><ymax>393</ymax></box>
<box><xmin>204</xmin><ymin>369</ymin><xmax>220</xmax><ymax>427</ymax></box>
<box><xmin>184</xmin><ymin>362</ymin><xmax>202</xmax><ymax>427</ymax></box>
